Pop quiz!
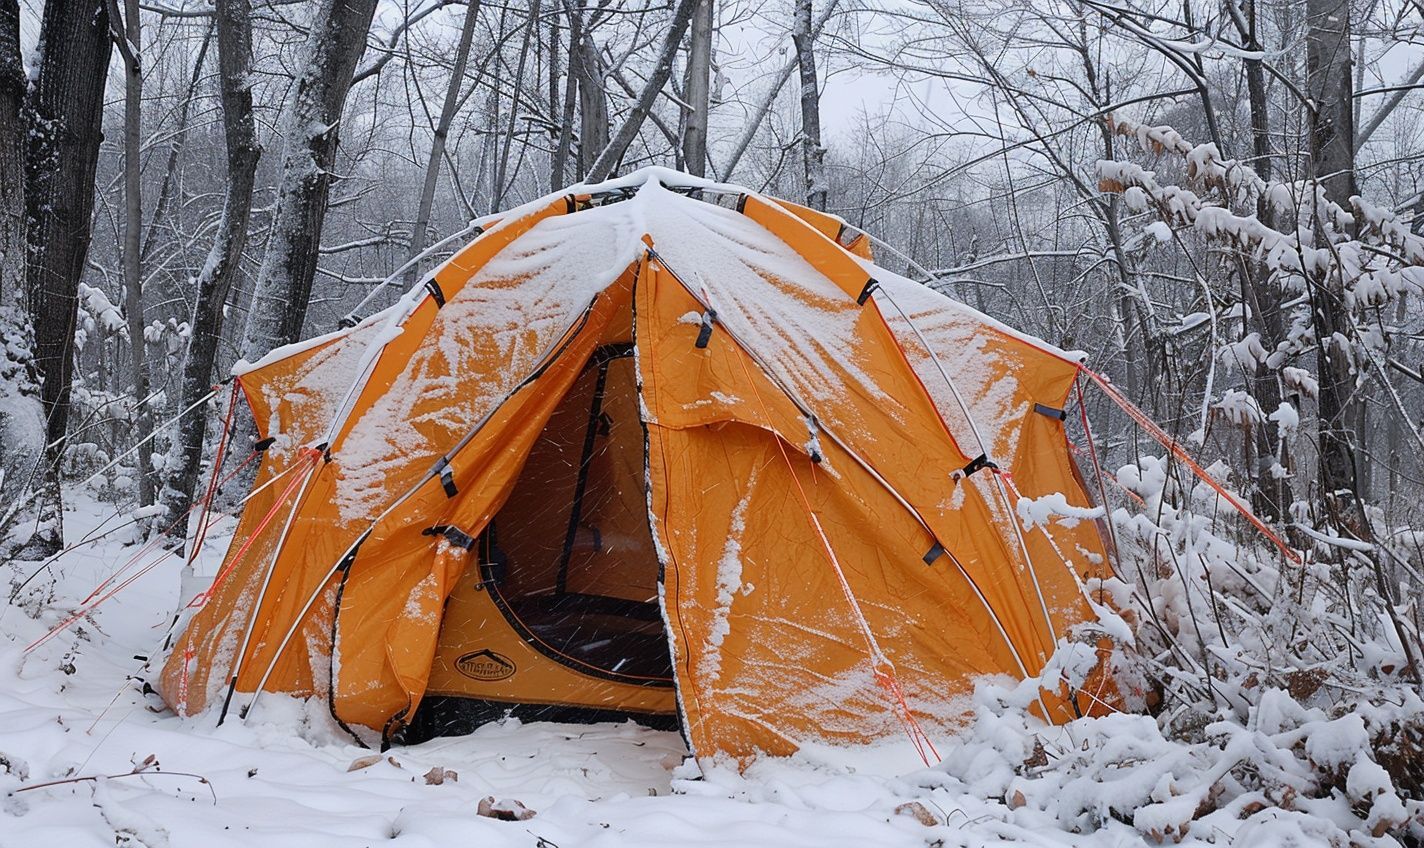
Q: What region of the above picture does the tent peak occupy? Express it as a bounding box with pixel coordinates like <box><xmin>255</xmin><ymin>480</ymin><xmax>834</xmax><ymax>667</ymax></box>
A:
<box><xmin>564</xmin><ymin>165</ymin><xmax>750</xmax><ymax>200</ymax></box>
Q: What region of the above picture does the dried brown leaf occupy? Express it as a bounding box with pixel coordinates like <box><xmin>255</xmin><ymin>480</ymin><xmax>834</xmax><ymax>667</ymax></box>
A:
<box><xmin>423</xmin><ymin>766</ymin><xmax>458</xmax><ymax>785</ymax></box>
<box><xmin>477</xmin><ymin>796</ymin><xmax>535</xmax><ymax>821</ymax></box>
<box><xmin>893</xmin><ymin>801</ymin><xmax>938</xmax><ymax>826</ymax></box>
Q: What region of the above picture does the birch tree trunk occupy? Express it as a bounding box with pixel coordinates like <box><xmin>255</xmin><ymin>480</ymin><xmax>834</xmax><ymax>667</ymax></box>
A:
<box><xmin>681</xmin><ymin>0</ymin><xmax>712</xmax><ymax>178</ymax></box>
<box><xmin>407</xmin><ymin>0</ymin><xmax>480</xmax><ymax>279</ymax></box>
<box><xmin>22</xmin><ymin>0</ymin><xmax>116</xmax><ymax>554</ymax></box>
<box><xmin>118</xmin><ymin>0</ymin><xmax>156</xmax><ymax>517</ymax></box>
<box><xmin>585</xmin><ymin>0</ymin><xmax>698</xmax><ymax>182</ymax></box>
<box><xmin>239</xmin><ymin>0</ymin><xmax>377</xmax><ymax>361</ymax></box>
<box><xmin>791</xmin><ymin>0</ymin><xmax>826</xmax><ymax>211</ymax></box>
<box><xmin>1304</xmin><ymin>0</ymin><xmax>1361</xmax><ymax>510</ymax></box>
<box><xmin>546</xmin><ymin>11</ymin><xmax>559</xmax><ymax>191</ymax></box>
<box><xmin>720</xmin><ymin>0</ymin><xmax>836</xmax><ymax>180</ymax></box>
<box><xmin>159</xmin><ymin>0</ymin><xmax>261</xmax><ymax>529</ymax></box>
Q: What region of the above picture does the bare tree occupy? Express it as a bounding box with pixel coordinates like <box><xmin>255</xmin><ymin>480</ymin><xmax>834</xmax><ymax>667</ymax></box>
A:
<box><xmin>0</xmin><ymin>0</ymin><xmax>45</xmax><ymax>549</ymax></box>
<box><xmin>160</xmin><ymin>0</ymin><xmax>262</xmax><ymax>528</ymax></box>
<box><xmin>114</xmin><ymin>0</ymin><xmax>156</xmax><ymax>517</ymax></box>
<box><xmin>408</xmin><ymin>0</ymin><xmax>481</xmax><ymax>275</ymax></box>
<box><xmin>586</xmin><ymin>0</ymin><xmax>698</xmax><ymax>181</ymax></box>
<box><xmin>22</xmin><ymin>0</ymin><xmax>116</xmax><ymax>553</ymax></box>
<box><xmin>567</xmin><ymin>0</ymin><xmax>608</xmax><ymax>180</ymax></box>
<box><xmin>791</xmin><ymin>0</ymin><xmax>826</xmax><ymax>211</ymax></box>
<box><xmin>1305</xmin><ymin>0</ymin><xmax>1362</xmax><ymax>513</ymax></box>
<box><xmin>681</xmin><ymin>0</ymin><xmax>712</xmax><ymax>178</ymax></box>
<box><xmin>492</xmin><ymin>0</ymin><xmax>540</xmax><ymax>209</ymax></box>
<box><xmin>239</xmin><ymin>0</ymin><xmax>378</xmax><ymax>361</ymax></box>
<box><xmin>720</xmin><ymin>0</ymin><xmax>837</xmax><ymax>180</ymax></box>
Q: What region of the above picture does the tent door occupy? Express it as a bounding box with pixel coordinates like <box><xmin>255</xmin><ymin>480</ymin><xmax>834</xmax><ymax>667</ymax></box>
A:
<box><xmin>478</xmin><ymin>344</ymin><xmax>672</xmax><ymax>685</ymax></box>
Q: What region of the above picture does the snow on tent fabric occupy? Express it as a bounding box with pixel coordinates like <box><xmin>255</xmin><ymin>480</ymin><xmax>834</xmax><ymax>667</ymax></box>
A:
<box><xmin>157</xmin><ymin>168</ymin><xmax>1121</xmax><ymax>763</ymax></box>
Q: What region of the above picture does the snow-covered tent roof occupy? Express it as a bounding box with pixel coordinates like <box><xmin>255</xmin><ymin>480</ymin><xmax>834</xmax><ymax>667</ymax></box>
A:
<box><xmin>162</xmin><ymin>167</ymin><xmax>1115</xmax><ymax>762</ymax></box>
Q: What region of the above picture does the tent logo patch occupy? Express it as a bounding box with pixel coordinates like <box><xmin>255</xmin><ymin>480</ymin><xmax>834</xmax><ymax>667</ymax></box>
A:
<box><xmin>455</xmin><ymin>650</ymin><xmax>516</xmax><ymax>681</ymax></box>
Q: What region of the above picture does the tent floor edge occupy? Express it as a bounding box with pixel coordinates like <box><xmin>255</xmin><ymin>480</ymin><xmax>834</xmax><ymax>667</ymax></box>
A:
<box><xmin>398</xmin><ymin>695</ymin><xmax>681</xmax><ymax>744</ymax></box>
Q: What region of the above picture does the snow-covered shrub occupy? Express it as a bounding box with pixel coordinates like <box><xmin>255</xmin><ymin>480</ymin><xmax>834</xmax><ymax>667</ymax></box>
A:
<box><xmin>940</xmin><ymin>679</ymin><xmax>1424</xmax><ymax>844</ymax></box>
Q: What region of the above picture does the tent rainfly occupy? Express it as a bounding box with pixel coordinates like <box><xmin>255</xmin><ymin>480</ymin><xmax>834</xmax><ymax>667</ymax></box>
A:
<box><xmin>158</xmin><ymin>168</ymin><xmax>1120</xmax><ymax>762</ymax></box>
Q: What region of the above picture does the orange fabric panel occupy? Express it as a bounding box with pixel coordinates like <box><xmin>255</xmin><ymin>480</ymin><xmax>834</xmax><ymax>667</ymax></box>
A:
<box><xmin>328</xmin><ymin>207</ymin><xmax>634</xmax><ymax>536</ymax></box>
<box><xmin>634</xmin><ymin>267</ymin><xmax>807</xmax><ymax>441</ymax></box>
<box><xmin>737</xmin><ymin>197</ymin><xmax>1112</xmax><ymax>673</ymax></box>
<box><xmin>159</xmin><ymin>202</ymin><xmax>570</xmax><ymax>721</ymax></box>
<box><xmin>642</xmin><ymin>247</ymin><xmax>1056</xmax><ymax>684</ymax></box>
<box><xmin>427</xmin><ymin>573</ymin><xmax>676</xmax><ymax>715</ymax></box>
<box><xmin>326</xmin><ymin>198</ymin><xmax>567</xmax><ymax>456</ymax></box>
<box><xmin>157</xmin><ymin>320</ymin><xmax>384</xmax><ymax>716</ymax></box>
<box><xmin>742</xmin><ymin>195</ymin><xmax>873</xmax><ymax>302</ymax></box>
<box><xmin>636</xmin><ymin>265</ymin><xmax>1045</xmax><ymax>758</ymax></box>
<box><xmin>879</xmin><ymin>303</ymin><xmax>1116</xmax><ymax>668</ymax></box>
<box><xmin>638</xmin><ymin>251</ymin><xmax>1110</xmax><ymax>758</ymax></box>
<box><xmin>651</xmin><ymin>421</ymin><xmax>1028</xmax><ymax>760</ymax></box>
<box><xmin>329</xmin><ymin>276</ymin><xmax>635</xmax><ymax>733</ymax></box>
<box><xmin>163</xmin><ymin>225</ymin><xmax>632</xmax><ymax>732</ymax></box>
<box><xmin>766</xmin><ymin>196</ymin><xmax>873</xmax><ymax>259</ymax></box>
<box><xmin>377</xmin><ymin>534</ymin><xmax>469</xmax><ymax>727</ymax></box>
<box><xmin>767</xmin><ymin>196</ymin><xmax>845</xmax><ymax>239</ymax></box>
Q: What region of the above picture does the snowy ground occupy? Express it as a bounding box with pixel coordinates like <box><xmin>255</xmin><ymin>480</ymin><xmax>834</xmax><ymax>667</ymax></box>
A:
<box><xmin>1</xmin><ymin>496</ymin><xmax>1416</xmax><ymax>847</ymax></box>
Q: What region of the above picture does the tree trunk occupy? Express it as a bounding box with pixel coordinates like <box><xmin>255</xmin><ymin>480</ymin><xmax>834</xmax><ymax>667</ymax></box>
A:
<box><xmin>1305</xmin><ymin>0</ymin><xmax>1361</xmax><ymax>509</ymax></box>
<box><xmin>546</xmin><ymin>10</ymin><xmax>559</xmax><ymax>191</ymax></box>
<box><xmin>567</xmin><ymin>1</ymin><xmax>607</xmax><ymax>181</ymax></box>
<box><xmin>1240</xmin><ymin>0</ymin><xmax>1294</xmax><ymax>518</ymax></box>
<box><xmin>0</xmin><ymin>0</ymin><xmax>19</xmax><ymax>307</ymax></box>
<box><xmin>791</xmin><ymin>0</ymin><xmax>826</xmax><ymax>211</ymax></box>
<box><xmin>0</xmin><ymin>0</ymin><xmax>46</xmax><ymax>551</ymax></box>
<box><xmin>586</xmin><ymin>0</ymin><xmax>698</xmax><ymax>182</ymax></box>
<box><xmin>551</xmin><ymin>7</ymin><xmax>578</xmax><ymax>188</ymax></box>
<box><xmin>239</xmin><ymin>0</ymin><xmax>377</xmax><ymax>362</ymax></box>
<box><xmin>118</xmin><ymin>0</ymin><xmax>156</xmax><ymax>518</ymax></box>
<box><xmin>720</xmin><ymin>0</ymin><xmax>837</xmax><ymax>180</ymax></box>
<box><xmin>681</xmin><ymin>0</ymin><xmax>712</xmax><ymax>178</ymax></box>
<box><xmin>493</xmin><ymin>0</ymin><xmax>537</xmax><ymax>209</ymax></box>
<box><xmin>22</xmin><ymin>0</ymin><xmax>116</xmax><ymax>554</ymax></box>
<box><xmin>408</xmin><ymin>0</ymin><xmax>480</xmax><ymax>279</ymax></box>
<box><xmin>159</xmin><ymin>0</ymin><xmax>261</xmax><ymax>530</ymax></box>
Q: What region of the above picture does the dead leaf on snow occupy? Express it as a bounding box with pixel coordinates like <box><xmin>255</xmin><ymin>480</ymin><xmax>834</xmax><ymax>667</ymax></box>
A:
<box><xmin>423</xmin><ymin>766</ymin><xmax>458</xmax><ymax>785</ymax></box>
<box><xmin>893</xmin><ymin>801</ymin><xmax>938</xmax><ymax>827</ymax></box>
<box><xmin>477</xmin><ymin>796</ymin><xmax>535</xmax><ymax>821</ymax></box>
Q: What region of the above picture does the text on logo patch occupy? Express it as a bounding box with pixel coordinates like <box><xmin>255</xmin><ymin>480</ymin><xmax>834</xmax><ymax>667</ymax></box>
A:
<box><xmin>455</xmin><ymin>649</ymin><xmax>516</xmax><ymax>681</ymax></box>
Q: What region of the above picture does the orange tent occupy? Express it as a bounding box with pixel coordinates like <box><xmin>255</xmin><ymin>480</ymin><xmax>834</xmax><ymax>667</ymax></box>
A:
<box><xmin>159</xmin><ymin>168</ymin><xmax>1117</xmax><ymax>761</ymax></box>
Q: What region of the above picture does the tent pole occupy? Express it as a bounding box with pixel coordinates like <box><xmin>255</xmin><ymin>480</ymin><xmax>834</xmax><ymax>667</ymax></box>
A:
<box><xmin>216</xmin><ymin>449</ymin><xmax>323</xmax><ymax>724</ymax></box>
<box><xmin>339</xmin><ymin>218</ymin><xmax>487</xmax><ymax>326</ymax></box>
<box><xmin>871</xmin><ymin>287</ymin><xmax>1064</xmax><ymax>665</ymax></box>
<box><xmin>650</xmin><ymin>249</ymin><xmax>1037</xmax><ymax>683</ymax></box>
<box><xmin>239</xmin><ymin>295</ymin><xmax>607</xmax><ymax>724</ymax></box>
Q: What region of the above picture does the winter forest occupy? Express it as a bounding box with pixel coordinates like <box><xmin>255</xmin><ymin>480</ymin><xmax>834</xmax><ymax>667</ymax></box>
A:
<box><xmin>1</xmin><ymin>0</ymin><xmax>1424</xmax><ymax>843</ymax></box>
